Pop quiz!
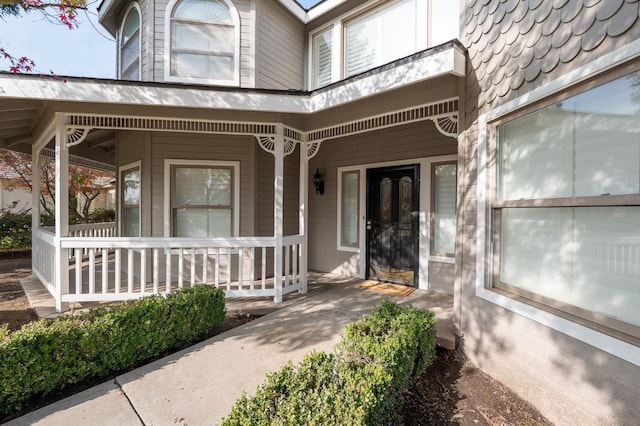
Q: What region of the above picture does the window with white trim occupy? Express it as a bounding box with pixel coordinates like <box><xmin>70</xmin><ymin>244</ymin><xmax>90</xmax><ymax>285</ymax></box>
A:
<box><xmin>119</xmin><ymin>6</ymin><xmax>141</xmax><ymax>80</ymax></box>
<box><xmin>344</xmin><ymin>0</ymin><xmax>416</xmax><ymax>78</ymax></box>
<box><xmin>312</xmin><ymin>27</ymin><xmax>333</xmax><ymax>89</ymax></box>
<box><xmin>168</xmin><ymin>0</ymin><xmax>237</xmax><ymax>83</ymax></box>
<box><xmin>491</xmin><ymin>68</ymin><xmax>640</xmax><ymax>341</ymax></box>
<box><xmin>121</xmin><ymin>163</ymin><xmax>141</xmax><ymax>237</ymax></box>
<box><xmin>171</xmin><ymin>164</ymin><xmax>235</xmax><ymax>237</ymax></box>
<box><xmin>339</xmin><ymin>169</ymin><xmax>360</xmax><ymax>249</ymax></box>
<box><xmin>431</xmin><ymin>161</ymin><xmax>456</xmax><ymax>256</ymax></box>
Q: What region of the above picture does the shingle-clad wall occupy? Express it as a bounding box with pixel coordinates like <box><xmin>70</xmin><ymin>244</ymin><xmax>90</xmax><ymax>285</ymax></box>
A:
<box><xmin>464</xmin><ymin>0</ymin><xmax>640</xmax><ymax>118</ymax></box>
<box><xmin>457</xmin><ymin>1</ymin><xmax>640</xmax><ymax>424</ymax></box>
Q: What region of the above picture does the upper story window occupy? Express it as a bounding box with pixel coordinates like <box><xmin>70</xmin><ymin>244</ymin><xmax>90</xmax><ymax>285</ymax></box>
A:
<box><xmin>344</xmin><ymin>0</ymin><xmax>416</xmax><ymax>77</ymax></box>
<box><xmin>166</xmin><ymin>0</ymin><xmax>240</xmax><ymax>85</ymax></box>
<box><xmin>119</xmin><ymin>5</ymin><xmax>141</xmax><ymax>80</ymax></box>
<box><xmin>309</xmin><ymin>0</ymin><xmax>459</xmax><ymax>89</ymax></box>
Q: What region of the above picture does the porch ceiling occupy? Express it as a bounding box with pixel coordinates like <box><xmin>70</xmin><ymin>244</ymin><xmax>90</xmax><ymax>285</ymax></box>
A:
<box><xmin>0</xmin><ymin>98</ymin><xmax>43</xmax><ymax>155</ymax></box>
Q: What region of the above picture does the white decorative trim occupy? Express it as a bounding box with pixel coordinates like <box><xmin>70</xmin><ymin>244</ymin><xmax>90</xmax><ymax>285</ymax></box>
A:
<box><xmin>67</xmin><ymin>114</ymin><xmax>277</xmax><ymax>136</ymax></box>
<box><xmin>66</xmin><ymin>128</ymin><xmax>90</xmax><ymax>147</ymax></box>
<box><xmin>308</xmin><ymin>98</ymin><xmax>458</xmax><ymax>142</ymax></box>
<box><xmin>474</xmin><ymin>37</ymin><xmax>640</xmax><ymax>366</ymax></box>
<box><xmin>306</xmin><ymin>141</ymin><xmax>322</xmax><ymax>160</ymax></box>
<box><xmin>257</xmin><ymin>136</ymin><xmax>297</xmax><ymax>157</ymax></box>
<box><xmin>433</xmin><ymin>114</ymin><xmax>458</xmax><ymax>137</ymax></box>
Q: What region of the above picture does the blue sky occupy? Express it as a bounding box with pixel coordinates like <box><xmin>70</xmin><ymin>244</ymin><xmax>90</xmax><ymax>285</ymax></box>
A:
<box><xmin>0</xmin><ymin>0</ymin><xmax>320</xmax><ymax>78</ymax></box>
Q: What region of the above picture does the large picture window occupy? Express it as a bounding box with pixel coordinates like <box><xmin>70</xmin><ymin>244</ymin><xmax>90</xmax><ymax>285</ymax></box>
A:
<box><xmin>167</xmin><ymin>0</ymin><xmax>238</xmax><ymax>84</ymax></box>
<box><xmin>120</xmin><ymin>163</ymin><xmax>141</xmax><ymax>237</ymax></box>
<box><xmin>492</xmin><ymin>68</ymin><xmax>640</xmax><ymax>340</ymax></box>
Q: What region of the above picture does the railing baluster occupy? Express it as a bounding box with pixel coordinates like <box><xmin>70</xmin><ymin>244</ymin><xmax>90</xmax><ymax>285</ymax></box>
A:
<box><xmin>140</xmin><ymin>249</ymin><xmax>146</xmax><ymax>294</ymax></box>
<box><xmin>115</xmin><ymin>249</ymin><xmax>121</xmax><ymax>293</ymax></box>
<box><xmin>285</xmin><ymin>244</ymin><xmax>290</xmax><ymax>288</ymax></box>
<box><xmin>249</xmin><ymin>247</ymin><xmax>255</xmax><ymax>290</ymax></box>
<box><xmin>89</xmin><ymin>249</ymin><xmax>95</xmax><ymax>294</ymax></box>
<box><xmin>166</xmin><ymin>249</ymin><xmax>172</xmax><ymax>293</ymax></box>
<box><xmin>226</xmin><ymin>248</ymin><xmax>231</xmax><ymax>291</ymax></box>
<box><xmin>128</xmin><ymin>249</ymin><xmax>134</xmax><ymax>293</ymax></box>
<box><xmin>215</xmin><ymin>248</ymin><xmax>220</xmax><ymax>288</ymax></box>
<box><xmin>202</xmin><ymin>249</ymin><xmax>208</xmax><ymax>284</ymax></box>
<box><xmin>178</xmin><ymin>249</ymin><xmax>184</xmax><ymax>288</ymax></box>
<box><xmin>190</xmin><ymin>248</ymin><xmax>196</xmax><ymax>285</ymax></box>
<box><xmin>75</xmin><ymin>248</ymin><xmax>82</xmax><ymax>295</ymax></box>
<box><xmin>102</xmin><ymin>248</ymin><xmax>108</xmax><ymax>294</ymax></box>
<box><xmin>238</xmin><ymin>248</ymin><xmax>243</xmax><ymax>290</ymax></box>
<box><xmin>153</xmin><ymin>248</ymin><xmax>159</xmax><ymax>293</ymax></box>
<box><xmin>292</xmin><ymin>244</ymin><xmax>298</xmax><ymax>287</ymax></box>
<box><xmin>261</xmin><ymin>247</ymin><xmax>267</xmax><ymax>289</ymax></box>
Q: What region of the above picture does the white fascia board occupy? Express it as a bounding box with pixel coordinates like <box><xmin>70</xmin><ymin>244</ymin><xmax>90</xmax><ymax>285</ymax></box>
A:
<box><xmin>0</xmin><ymin>77</ymin><xmax>309</xmax><ymax>114</ymax></box>
<box><xmin>0</xmin><ymin>45</ymin><xmax>464</xmax><ymax>115</ymax></box>
<box><xmin>308</xmin><ymin>46</ymin><xmax>465</xmax><ymax>112</ymax></box>
<box><xmin>305</xmin><ymin>0</ymin><xmax>348</xmax><ymax>21</ymax></box>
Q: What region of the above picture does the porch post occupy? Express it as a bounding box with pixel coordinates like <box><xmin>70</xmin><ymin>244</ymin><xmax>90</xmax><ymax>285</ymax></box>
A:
<box><xmin>298</xmin><ymin>142</ymin><xmax>308</xmax><ymax>294</ymax></box>
<box><xmin>273</xmin><ymin>125</ymin><xmax>285</xmax><ymax>302</ymax></box>
<box><xmin>54</xmin><ymin>116</ymin><xmax>69</xmax><ymax>312</ymax></box>
<box><xmin>31</xmin><ymin>146</ymin><xmax>41</xmax><ymax>275</ymax></box>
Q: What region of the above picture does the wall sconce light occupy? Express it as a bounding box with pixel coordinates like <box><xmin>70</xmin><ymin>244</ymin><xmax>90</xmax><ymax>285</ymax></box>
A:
<box><xmin>313</xmin><ymin>168</ymin><xmax>324</xmax><ymax>195</ymax></box>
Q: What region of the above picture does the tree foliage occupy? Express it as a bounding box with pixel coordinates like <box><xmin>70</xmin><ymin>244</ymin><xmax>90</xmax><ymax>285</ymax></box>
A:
<box><xmin>0</xmin><ymin>0</ymin><xmax>87</xmax><ymax>72</ymax></box>
<box><xmin>0</xmin><ymin>149</ymin><xmax>114</xmax><ymax>223</ymax></box>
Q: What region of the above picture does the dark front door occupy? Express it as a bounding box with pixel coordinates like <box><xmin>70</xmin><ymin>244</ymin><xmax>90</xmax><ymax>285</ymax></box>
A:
<box><xmin>366</xmin><ymin>165</ymin><xmax>419</xmax><ymax>286</ymax></box>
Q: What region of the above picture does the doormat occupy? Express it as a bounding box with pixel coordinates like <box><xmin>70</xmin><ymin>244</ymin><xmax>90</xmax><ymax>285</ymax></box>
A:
<box><xmin>357</xmin><ymin>280</ymin><xmax>416</xmax><ymax>296</ymax></box>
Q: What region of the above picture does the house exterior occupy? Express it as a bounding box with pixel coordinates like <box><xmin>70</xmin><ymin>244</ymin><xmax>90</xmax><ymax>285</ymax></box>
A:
<box><xmin>0</xmin><ymin>0</ymin><xmax>638</xmax><ymax>423</ymax></box>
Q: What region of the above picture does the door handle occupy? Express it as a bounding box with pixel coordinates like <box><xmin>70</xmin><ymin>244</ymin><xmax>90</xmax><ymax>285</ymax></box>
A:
<box><xmin>366</xmin><ymin>219</ymin><xmax>372</xmax><ymax>230</ymax></box>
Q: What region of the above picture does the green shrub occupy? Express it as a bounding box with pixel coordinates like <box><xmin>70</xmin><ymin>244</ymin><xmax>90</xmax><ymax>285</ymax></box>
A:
<box><xmin>223</xmin><ymin>300</ymin><xmax>436</xmax><ymax>426</ymax></box>
<box><xmin>0</xmin><ymin>207</ymin><xmax>32</xmax><ymax>249</ymax></box>
<box><xmin>0</xmin><ymin>285</ymin><xmax>226</xmax><ymax>416</ymax></box>
<box><xmin>88</xmin><ymin>208</ymin><xmax>115</xmax><ymax>223</ymax></box>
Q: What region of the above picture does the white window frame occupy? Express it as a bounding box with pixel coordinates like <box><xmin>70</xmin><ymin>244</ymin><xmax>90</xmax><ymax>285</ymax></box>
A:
<box><xmin>307</xmin><ymin>0</ymin><xmax>428</xmax><ymax>90</ymax></box>
<box><xmin>118</xmin><ymin>3</ymin><xmax>142</xmax><ymax>80</ymax></box>
<box><xmin>164</xmin><ymin>0</ymin><xmax>241</xmax><ymax>86</ymax></box>
<box><xmin>119</xmin><ymin>161</ymin><xmax>142</xmax><ymax>237</ymax></box>
<box><xmin>163</xmin><ymin>159</ymin><xmax>240</xmax><ymax>238</ymax></box>
<box><xmin>475</xmin><ymin>40</ymin><xmax>640</xmax><ymax>366</ymax></box>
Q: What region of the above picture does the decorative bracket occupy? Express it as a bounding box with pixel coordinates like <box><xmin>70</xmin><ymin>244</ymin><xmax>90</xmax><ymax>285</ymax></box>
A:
<box><xmin>306</xmin><ymin>141</ymin><xmax>322</xmax><ymax>160</ymax></box>
<box><xmin>66</xmin><ymin>128</ymin><xmax>91</xmax><ymax>148</ymax></box>
<box><xmin>256</xmin><ymin>136</ymin><xmax>297</xmax><ymax>157</ymax></box>
<box><xmin>433</xmin><ymin>114</ymin><xmax>458</xmax><ymax>138</ymax></box>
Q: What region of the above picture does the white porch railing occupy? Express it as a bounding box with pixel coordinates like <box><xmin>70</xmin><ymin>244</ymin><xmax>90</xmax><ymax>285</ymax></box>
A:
<box><xmin>32</xmin><ymin>233</ymin><xmax>305</xmax><ymax>308</ymax></box>
<box><xmin>69</xmin><ymin>222</ymin><xmax>116</xmax><ymax>238</ymax></box>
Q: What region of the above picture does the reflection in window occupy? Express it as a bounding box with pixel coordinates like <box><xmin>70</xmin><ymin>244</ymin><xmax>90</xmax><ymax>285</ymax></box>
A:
<box><xmin>341</xmin><ymin>170</ymin><xmax>359</xmax><ymax>247</ymax></box>
<box><xmin>344</xmin><ymin>0</ymin><xmax>415</xmax><ymax>77</ymax></box>
<box><xmin>432</xmin><ymin>162</ymin><xmax>456</xmax><ymax>255</ymax></box>
<box><xmin>121</xmin><ymin>166</ymin><xmax>140</xmax><ymax>237</ymax></box>
<box><xmin>172</xmin><ymin>166</ymin><xmax>233</xmax><ymax>237</ymax></box>
<box><xmin>169</xmin><ymin>0</ymin><xmax>235</xmax><ymax>81</ymax></box>
<box><xmin>120</xmin><ymin>7</ymin><xmax>141</xmax><ymax>80</ymax></box>
<box><xmin>313</xmin><ymin>28</ymin><xmax>332</xmax><ymax>89</ymax></box>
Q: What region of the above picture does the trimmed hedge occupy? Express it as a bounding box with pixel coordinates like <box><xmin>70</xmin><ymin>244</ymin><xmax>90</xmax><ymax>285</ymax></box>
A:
<box><xmin>0</xmin><ymin>285</ymin><xmax>226</xmax><ymax>416</ymax></box>
<box><xmin>223</xmin><ymin>300</ymin><xmax>436</xmax><ymax>425</ymax></box>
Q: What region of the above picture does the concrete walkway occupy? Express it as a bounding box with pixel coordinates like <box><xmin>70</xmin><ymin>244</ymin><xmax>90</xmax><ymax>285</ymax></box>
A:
<box><xmin>9</xmin><ymin>273</ymin><xmax>454</xmax><ymax>426</ymax></box>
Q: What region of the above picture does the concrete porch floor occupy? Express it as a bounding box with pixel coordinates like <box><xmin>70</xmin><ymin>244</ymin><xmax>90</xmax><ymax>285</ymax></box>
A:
<box><xmin>12</xmin><ymin>271</ymin><xmax>456</xmax><ymax>425</ymax></box>
<box><xmin>21</xmin><ymin>270</ymin><xmax>456</xmax><ymax>349</ymax></box>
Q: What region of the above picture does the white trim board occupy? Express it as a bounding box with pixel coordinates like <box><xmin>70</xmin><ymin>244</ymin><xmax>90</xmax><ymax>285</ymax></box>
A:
<box><xmin>474</xmin><ymin>39</ymin><xmax>640</xmax><ymax>366</ymax></box>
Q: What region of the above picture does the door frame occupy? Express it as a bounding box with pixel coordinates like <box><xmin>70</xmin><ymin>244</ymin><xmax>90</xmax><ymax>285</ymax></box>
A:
<box><xmin>336</xmin><ymin>154</ymin><xmax>457</xmax><ymax>291</ymax></box>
